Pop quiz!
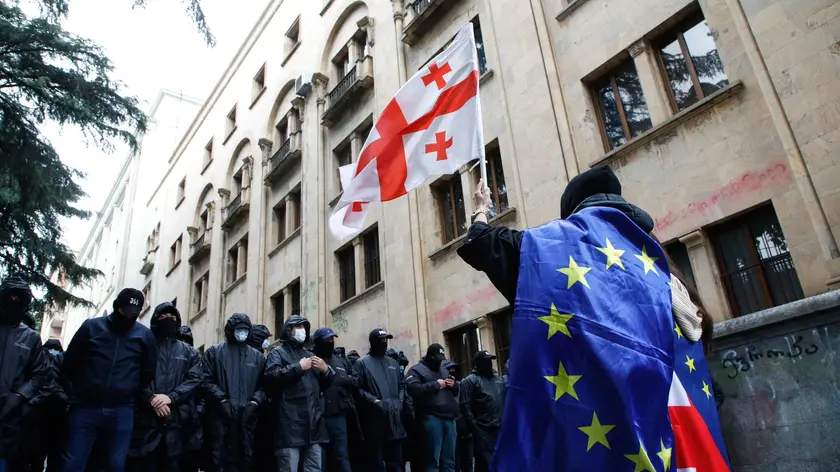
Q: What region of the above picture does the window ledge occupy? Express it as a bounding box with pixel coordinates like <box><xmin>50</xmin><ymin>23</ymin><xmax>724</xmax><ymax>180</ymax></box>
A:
<box><xmin>224</xmin><ymin>274</ymin><xmax>247</xmax><ymax>295</ymax></box>
<box><xmin>166</xmin><ymin>260</ymin><xmax>182</xmax><ymax>277</ymax></box>
<box><xmin>480</xmin><ymin>69</ymin><xmax>494</xmax><ymax>85</ymax></box>
<box><xmin>329</xmin><ymin>191</ymin><xmax>343</xmax><ymax>208</ymax></box>
<box><xmin>590</xmin><ymin>80</ymin><xmax>744</xmax><ymax>169</ymax></box>
<box><xmin>320</xmin><ymin>0</ymin><xmax>334</xmax><ymax>15</ymax></box>
<box><xmin>223</xmin><ymin>126</ymin><xmax>238</xmax><ymax>145</ymax></box>
<box><xmin>330</xmin><ymin>281</ymin><xmax>385</xmax><ymax>314</ymax></box>
<box><xmin>268</xmin><ymin>228</ymin><xmax>301</xmax><ymax>259</ymax></box>
<box><xmin>282</xmin><ymin>42</ymin><xmax>301</xmax><ymax>67</ymax></box>
<box><xmin>201</xmin><ymin>159</ymin><xmax>213</xmax><ymax>175</ymax></box>
<box><xmin>250</xmin><ymin>87</ymin><xmax>267</xmax><ymax>110</ymax></box>
<box><xmin>556</xmin><ymin>0</ymin><xmax>592</xmax><ymax>22</ymax></box>
<box><xmin>175</xmin><ymin>196</ymin><xmax>185</xmax><ymax>210</ymax></box>
<box><xmin>190</xmin><ymin>307</ymin><xmax>207</xmax><ymax>323</ymax></box>
<box><xmin>429</xmin><ymin>208</ymin><xmax>517</xmax><ymax>261</ymax></box>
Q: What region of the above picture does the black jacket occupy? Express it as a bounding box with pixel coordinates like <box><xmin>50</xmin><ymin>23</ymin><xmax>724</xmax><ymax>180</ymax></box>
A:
<box><xmin>322</xmin><ymin>352</ymin><xmax>357</xmax><ymax>417</ymax></box>
<box><xmin>355</xmin><ymin>354</ymin><xmax>407</xmax><ymax>442</ymax></box>
<box><xmin>129</xmin><ymin>303</ymin><xmax>203</xmax><ymax>459</ymax></box>
<box><xmin>264</xmin><ymin>315</ymin><xmax>333</xmax><ymax>449</ymax></box>
<box><xmin>0</xmin><ymin>320</ymin><xmax>51</xmax><ymax>458</ymax></box>
<box><xmin>405</xmin><ymin>359</ymin><xmax>460</xmax><ymax>420</ymax></box>
<box><xmin>459</xmin><ymin>371</ymin><xmax>507</xmax><ymax>430</ymax></box>
<box><xmin>202</xmin><ymin>314</ymin><xmax>266</xmax><ymax>468</ymax></box>
<box><xmin>457</xmin><ymin>194</ymin><xmax>655</xmax><ymax>305</ymax></box>
<box><xmin>63</xmin><ymin>313</ymin><xmax>158</xmax><ymax>407</ymax></box>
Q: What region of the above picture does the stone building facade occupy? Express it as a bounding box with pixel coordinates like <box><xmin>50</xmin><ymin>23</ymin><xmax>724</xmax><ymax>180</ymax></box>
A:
<box><xmin>61</xmin><ymin>0</ymin><xmax>840</xmax><ymax>373</ymax></box>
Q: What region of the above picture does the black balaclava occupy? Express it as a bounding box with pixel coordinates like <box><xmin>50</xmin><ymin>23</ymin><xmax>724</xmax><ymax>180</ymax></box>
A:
<box><xmin>424</xmin><ymin>343</ymin><xmax>446</xmax><ymax>371</ymax></box>
<box><xmin>177</xmin><ymin>326</ymin><xmax>195</xmax><ymax>347</ymax></box>
<box><xmin>347</xmin><ymin>350</ymin><xmax>360</xmax><ymax>365</ymax></box>
<box><xmin>247</xmin><ymin>324</ymin><xmax>272</xmax><ymax>351</ymax></box>
<box><xmin>385</xmin><ymin>348</ymin><xmax>399</xmax><ymax>362</ymax></box>
<box><xmin>560</xmin><ymin>166</ymin><xmax>621</xmax><ymax>219</ymax></box>
<box><xmin>475</xmin><ymin>357</ymin><xmax>494</xmax><ymax>377</ymax></box>
<box><xmin>151</xmin><ymin>302</ymin><xmax>181</xmax><ymax>340</ymax></box>
<box><xmin>370</xmin><ymin>336</ymin><xmax>388</xmax><ymax>357</ymax></box>
<box><xmin>398</xmin><ymin>351</ymin><xmax>410</xmax><ymax>374</ymax></box>
<box><xmin>313</xmin><ymin>339</ymin><xmax>335</xmax><ymax>359</ymax></box>
<box><xmin>0</xmin><ymin>277</ymin><xmax>33</xmax><ymax>326</ymax></box>
<box><xmin>44</xmin><ymin>339</ymin><xmax>64</xmax><ymax>357</ymax></box>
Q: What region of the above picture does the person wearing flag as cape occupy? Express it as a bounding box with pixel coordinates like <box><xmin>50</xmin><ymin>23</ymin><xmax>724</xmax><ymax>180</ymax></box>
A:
<box><xmin>456</xmin><ymin>167</ymin><xmax>731</xmax><ymax>471</ymax></box>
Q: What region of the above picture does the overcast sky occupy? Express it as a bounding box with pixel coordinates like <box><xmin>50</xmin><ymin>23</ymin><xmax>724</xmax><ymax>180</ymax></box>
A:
<box><xmin>49</xmin><ymin>0</ymin><xmax>266</xmax><ymax>250</ymax></box>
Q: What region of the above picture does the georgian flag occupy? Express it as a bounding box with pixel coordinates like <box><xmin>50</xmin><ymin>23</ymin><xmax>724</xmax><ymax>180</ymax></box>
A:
<box><xmin>668</xmin><ymin>372</ymin><xmax>731</xmax><ymax>471</ymax></box>
<box><xmin>329</xmin><ymin>23</ymin><xmax>485</xmax><ymax>239</ymax></box>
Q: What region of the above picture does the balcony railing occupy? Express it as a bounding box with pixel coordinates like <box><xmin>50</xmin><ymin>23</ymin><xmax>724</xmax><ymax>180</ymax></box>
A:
<box><xmin>221</xmin><ymin>192</ymin><xmax>249</xmax><ymax>230</ymax></box>
<box><xmin>403</xmin><ymin>0</ymin><xmax>459</xmax><ymax>45</ymax></box>
<box><xmin>264</xmin><ymin>137</ymin><xmax>302</xmax><ymax>185</ymax></box>
<box><xmin>188</xmin><ymin>231</ymin><xmax>211</xmax><ymax>264</ymax></box>
<box><xmin>322</xmin><ymin>57</ymin><xmax>374</xmax><ymax>127</ymax></box>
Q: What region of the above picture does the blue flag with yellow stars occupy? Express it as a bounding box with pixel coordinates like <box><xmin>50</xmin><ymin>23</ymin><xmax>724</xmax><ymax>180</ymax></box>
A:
<box><xmin>493</xmin><ymin>207</ymin><xmax>675</xmax><ymax>471</ymax></box>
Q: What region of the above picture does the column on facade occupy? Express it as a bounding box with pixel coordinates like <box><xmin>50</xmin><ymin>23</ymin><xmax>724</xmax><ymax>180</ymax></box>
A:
<box><xmin>313</xmin><ymin>72</ymin><xmax>330</xmax><ymax>327</ymax></box>
<box><xmin>257</xmin><ymin>138</ymin><xmax>273</xmax><ymax>324</ymax></box>
<box><xmin>218</xmin><ymin>188</ymin><xmax>231</xmax><ymax>221</ymax></box>
<box><xmin>284</xmin><ymin>193</ymin><xmax>297</xmax><ymax>237</ymax></box>
<box><xmin>679</xmin><ymin>230</ymin><xmax>730</xmax><ymax>322</ymax></box>
<box><xmin>353</xmin><ymin>236</ymin><xmax>365</xmax><ymax>295</ymax></box>
<box><xmin>242</xmin><ymin>156</ymin><xmax>253</xmax><ymax>205</ymax></box>
<box><xmin>347</xmin><ymin>36</ymin><xmax>359</xmax><ymax>72</ymax></box>
<box><xmin>282</xmin><ymin>285</ymin><xmax>292</xmax><ymax>320</ymax></box>
<box><xmin>628</xmin><ymin>39</ymin><xmax>672</xmax><ymax>126</ymax></box>
<box><xmin>237</xmin><ymin>241</ymin><xmax>247</xmax><ymax>280</ymax></box>
<box><xmin>291</xmin><ymin>97</ymin><xmax>304</xmax><ymax>152</ymax></box>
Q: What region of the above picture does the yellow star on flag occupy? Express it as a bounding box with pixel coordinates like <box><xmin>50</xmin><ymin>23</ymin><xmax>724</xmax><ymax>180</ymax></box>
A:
<box><xmin>634</xmin><ymin>246</ymin><xmax>659</xmax><ymax>276</ymax></box>
<box><xmin>685</xmin><ymin>355</ymin><xmax>696</xmax><ymax>373</ymax></box>
<box><xmin>557</xmin><ymin>256</ymin><xmax>592</xmax><ymax>289</ymax></box>
<box><xmin>596</xmin><ymin>238</ymin><xmax>625</xmax><ymax>270</ymax></box>
<box><xmin>544</xmin><ymin>360</ymin><xmax>582</xmax><ymax>401</ymax></box>
<box><xmin>624</xmin><ymin>441</ymin><xmax>656</xmax><ymax>472</ymax></box>
<box><xmin>538</xmin><ymin>303</ymin><xmax>574</xmax><ymax>339</ymax></box>
<box><xmin>702</xmin><ymin>380</ymin><xmax>712</xmax><ymax>399</ymax></box>
<box><xmin>578</xmin><ymin>412</ymin><xmax>615</xmax><ymax>451</ymax></box>
<box><xmin>675</xmin><ymin>325</ymin><xmax>683</xmax><ymax>339</ymax></box>
<box><xmin>657</xmin><ymin>438</ymin><xmax>672</xmax><ymax>471</ymax></box>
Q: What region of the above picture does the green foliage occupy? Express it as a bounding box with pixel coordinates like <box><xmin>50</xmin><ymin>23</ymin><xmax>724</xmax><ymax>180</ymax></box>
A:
<box><xmin>0</xmin><ymin>0</ymin><xmax>148</xmax><ymax>319</ymax></box>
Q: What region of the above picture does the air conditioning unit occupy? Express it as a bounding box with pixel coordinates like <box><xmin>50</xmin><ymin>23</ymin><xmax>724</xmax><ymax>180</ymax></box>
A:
<box><xmin>295</xmin><ymin>74</ymin><xmax>312</xmax><ymax>98</ymax></box>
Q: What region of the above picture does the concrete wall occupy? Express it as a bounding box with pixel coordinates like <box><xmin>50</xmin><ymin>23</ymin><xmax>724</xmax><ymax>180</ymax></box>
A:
<box><xmin>709</xmin><ymin>291</ymin><xmax>840</xmax><ymax>471</ymax></box>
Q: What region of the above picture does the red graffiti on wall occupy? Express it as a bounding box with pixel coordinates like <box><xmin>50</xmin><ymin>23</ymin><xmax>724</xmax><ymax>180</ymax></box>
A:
<box><xmin>654</xmin><ymin>162</ymin><xmax>792</xmax><ymax>233</ymax></box>
<box><xmin>392</xmin><ymin>329</ymin><xmax>413</xmax><ymax>340</ymax></box>
<box><xmin>433</xmin><ymin>285</ymin><xmax>499</xmax><ymax>326</ymax></box>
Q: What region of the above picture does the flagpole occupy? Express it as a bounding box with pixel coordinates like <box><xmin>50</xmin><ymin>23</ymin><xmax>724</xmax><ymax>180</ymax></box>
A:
<box><xmin>471</xmin><ymin>26</ymin><xmax>489</xmax><ymax>193</ymax></box>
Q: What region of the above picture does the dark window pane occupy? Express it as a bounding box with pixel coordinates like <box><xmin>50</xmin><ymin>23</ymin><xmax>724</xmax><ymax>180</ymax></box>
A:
<box><xmin>446</xmin><ymin>325</ymin><xmax>479</xmax><ymax>377</ymax></box>
<box><xmin>665</xmin><ymin>241</ymin><xmax>697</xmax><ymax>289</ymax></box>
<box><xmin>441</xmin><ymin>187</ymin><xmax>456</xmax><ymax>243</ymax></box>
<box><xmin>683</xmin><ymin>21</ymin><xmax>728</xmax><ymax>97</ymax></box>
<box><xmin>472</xmin><ymin>18</ymin><xmax>488</xmax><ymax>75</ymax></box>
<box><xmin>338</xmin><ymin>247</ymin><xmax>355</xmax><ymax>302</ymax></box>
<box><xmin>595</xmin><ymin>81</ymin><xmax>626</xmax><ymax>150</ymax></box>
<box><xmin>660</xmin><ymin>39</ymin><xmax>699</xmax><ymax>110</ymax></box>
<box><xmin>273</xmin><ymin>293</ymin><xmax>284</xmax><ymax>335</ymax></box>
<box><xmin>364</xmin><ymin>230</ymin><xmax>381</xmax><ymax>287</ymax></box>
<box><xmin>291</xmin><ymin>281</ymin><xmax>300</xmax><ymax>316</ymax></box>
<box><xmin>454</xmin><ymin>181</ymin><xmax>467</xmax><ymax>238</ymax></box>
<box><xmin>493</xmin><ymin>309</ymin><xmax>513</xmax><ymax>375</ymax></box>
<box><xmin>614</xmin><ymin>61</ymin><xmax>652</xmax><ymax>138</ymax></box>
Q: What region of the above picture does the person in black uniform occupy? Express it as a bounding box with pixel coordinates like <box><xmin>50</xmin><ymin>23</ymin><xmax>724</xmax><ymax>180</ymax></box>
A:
<box><xmin>459</xmin><ymin>351</ymin><xmax>506</xmax><ymax>472</ymax></box>
<box><xmin>126</xmin><ymin>302</ymin><xmax>203</xmax><ymax>472</ymax></box>
<box><xmin>443</xmin><ymin>360</ymin><xmax>471</xmax><ymax>472</ymax></box>
<box><xmin>354</xmin><ymin>329</ymin><xmax>408</xmax><ymax>472</ymax></box>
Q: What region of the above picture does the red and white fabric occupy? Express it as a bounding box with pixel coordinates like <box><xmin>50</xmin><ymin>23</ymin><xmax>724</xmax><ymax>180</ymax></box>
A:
<box><xmin>668</xmin><ymin>373</ymin><xmax>731</xmax><ymax>472</ymax></box>
<box><xmin>329</xmin><ymin>23</ymin><xmax>485</xmax><ymax>239</ymax></box>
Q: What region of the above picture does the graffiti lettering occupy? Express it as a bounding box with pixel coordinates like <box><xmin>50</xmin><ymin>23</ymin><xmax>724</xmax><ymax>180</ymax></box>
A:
<box><xmin>654</xmin><ymin>162</ymin><xmax>791</xmax><ymax>233</ymax></box>
<box><xmin>433</xmin><ymin>285</ymin><xmax>499</xmax><ymax>326</ymax></box>
<box><xmin>718</xmin><ymin>334</ymin><xmax>820</xmax><ymax>379</ymax></box>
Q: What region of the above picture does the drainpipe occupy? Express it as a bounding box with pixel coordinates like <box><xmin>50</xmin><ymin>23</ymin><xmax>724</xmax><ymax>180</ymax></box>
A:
<box><xmin>725</xmin><ymin>0</ymin><xmax>839</xmax><ymax>262</ymax></box>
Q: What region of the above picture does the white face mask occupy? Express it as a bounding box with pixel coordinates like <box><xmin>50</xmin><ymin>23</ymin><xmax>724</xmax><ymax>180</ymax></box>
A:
<box><xmin>234</xmin><ymin>329</ymin><xmax>249</xmax><ymax>343</ymax></box>
<box><xmin>261</xmin><ymin>339</ymin><xmax>270</xmax><ymax>350</ymax></box>
<box><xmin>293</xmin><ymin>328</ymin><xmax>306</xmax><ymax>343</ymax></box>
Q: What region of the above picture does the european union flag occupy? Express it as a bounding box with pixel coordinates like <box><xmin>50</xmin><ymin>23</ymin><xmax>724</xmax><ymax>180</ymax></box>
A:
<box><xmin>494</xmin><ymin>207</ymin><xmax>675</xmax><ymax>471</ymax></box>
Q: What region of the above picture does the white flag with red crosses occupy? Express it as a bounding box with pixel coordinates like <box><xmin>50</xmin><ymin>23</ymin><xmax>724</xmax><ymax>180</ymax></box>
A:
<box><xmin>329</xmin><ymin>23</ymin><xmax>485</xmax><ymax>239</ymax></box>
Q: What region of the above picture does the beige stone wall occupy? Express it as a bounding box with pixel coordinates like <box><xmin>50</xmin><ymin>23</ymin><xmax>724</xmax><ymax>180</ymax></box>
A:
<box><xmin>79</xmin><ymin>0</ymin><xmax>840</xmax><ymax>360</ymax></box>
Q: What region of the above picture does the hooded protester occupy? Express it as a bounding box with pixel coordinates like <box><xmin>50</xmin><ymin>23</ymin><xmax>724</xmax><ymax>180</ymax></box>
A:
<box><xmin>405</xmin><ymin>344</ymin><xmax>460</xmax><ymax>472</ymax></box>
<box><xmin>176</xmin><ymin>326</ymin><xmax>195</xmax><ymax>347</ymax></box>
<box><xmin>61</xmin><ymin>287</ymin><xmax>157</xmax><ymax>472</ymax></box>
<box><xmin>246</xmin><ymin>324</ymin><xmax>272</xmax><ymax>354</ymax></box>
<box><xmin>24</xmin><ymin>339</ymin><xmax>70</xmax><ymax>472</ymax></box>
<box><xmin>459</xmin><ymin>351</ymin><xmax>506</xmax><ymax>472</ymax></box>
<box><xmin>346</xmin><ymin>350</ymin><xmax>360</xmax><ymax>367</ymax></box>
<box><xmin>354</xmin><ymin>329</ymin><xmax>407</xmax><ymax>472</ymax></box>
<box><xmin>457</xmin><ymin>166</ymin><xmax>647</xmax><ymax>306</ymax></box>
<box><xmin>126</xmin><ymin>302</ymin><xmax>203</xmax><ymax>472</ymax></box>
<box><xmin>442</xmin><ymin>361</ymin><xmax>471</xmax><ymax>472</ymax></box>
<box><xmin>202</xmin><ymin>314</ymin><xmax>266</xmax><ymax>472</ymax></box>
<box><xmin>0</xmin><ymin>277</ymin><xmax>51</xmax><ymax>471</ymax></box>
<box><xmin>311</xmin><ymin>327</ymin><xmax>360</xmax><ymax>472</ymax></box>
<box><xmin>397</xmin><ymin>352</ymin><xmax>410</xmax><ymax>376</ymax></box>
<box><xmin>265</xmin><ymin>315</ymin><xmax>333</xmax><ymax>472</ymax></box>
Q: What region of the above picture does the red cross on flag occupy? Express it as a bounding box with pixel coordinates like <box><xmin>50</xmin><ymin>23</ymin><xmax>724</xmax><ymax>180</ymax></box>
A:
<box><xmin>329</xmin><ymin>23</ymin><xmax>485</xmax><ymax>239</ymax></box>
<box><xmin>668</xmin><ymin>373</ymin><xmax>730</xmax><ymax>472</ymax></box>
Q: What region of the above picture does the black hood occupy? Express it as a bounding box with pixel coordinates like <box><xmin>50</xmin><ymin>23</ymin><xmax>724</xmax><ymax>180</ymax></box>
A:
<box><xmin>397</xmin><ymin>351</ymin><xmax>410</xmax><ymax>367</ymax></box>
<box><xmin>279</xmin><ymin>315</ymin><xmax>311</xmax><ymax>346</ymax></box>
<box><xmin>224</xmin><ymin>313</ymin><xmax>253</xmax><ymax>343</ymax></box>
<box><xmin>247</xmin><ymin>324</ymin><xmax>272</xmax><ymax>350</ymax></box>
<box><xmin>574</xmin><ymin>194</ymin><xmax>655</xmax><ymax>234</ymax></box>
<box><xmin>347</xmin><ymin>350</ymin><xmax>360</xmax><ymax>363</ymax></box>
<box><xmin>150</xmin><ymin>302</ymin><xmax>181</xmax><ymax>329</ymax></box>
<box><xmin>43</xmin><ymin>339</ymin><xmax>64</xmax><ymax>352</ymax></box>
<box><xmin>385</xmin><ymin>348</ymin><xmax>399</xmax><ymax>361</ymax></box>
<box><xmin>561</xmin><ymin>166</ymin><xmax>622</xmax><ymax>219</ymax></box>
<box><xmin>0</xmin><ymin>276</ymin><xmax>33</xmax><ymax>299</ymax></box>
<box><xmin>177</xmin><ymin>326</ymin><xmax>194</xmax><ymax>346</ymax></box>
